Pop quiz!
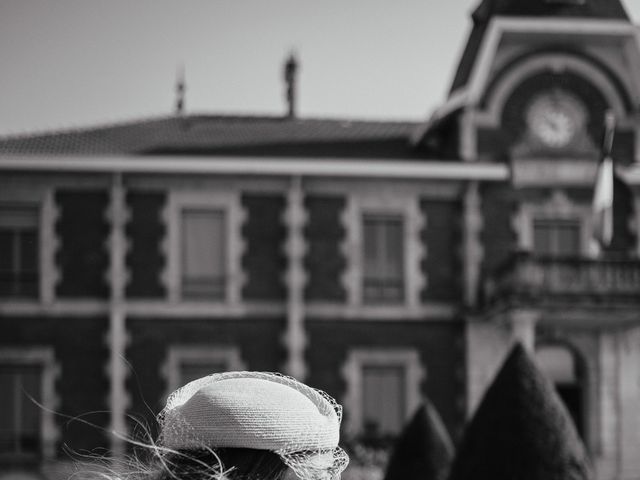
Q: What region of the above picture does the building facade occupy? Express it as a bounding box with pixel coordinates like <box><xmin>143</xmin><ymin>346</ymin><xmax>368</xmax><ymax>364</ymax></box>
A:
<box><xmin>1</xmin><ymin>0</ymin><xmax>640</xmax><ymax>479</ymax></box>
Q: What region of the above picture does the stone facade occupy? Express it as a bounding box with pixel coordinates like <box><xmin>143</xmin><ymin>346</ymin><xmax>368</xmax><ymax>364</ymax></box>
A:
<box><xmin>2</xmin><ymin>1</ymin><xmax>640</xmax><ymax>479</ymax></box>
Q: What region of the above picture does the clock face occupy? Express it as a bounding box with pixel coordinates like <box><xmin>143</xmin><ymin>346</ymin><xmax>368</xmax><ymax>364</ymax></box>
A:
<box><xmin>525</xmin><ymin>90</ymin><xmax>585</xmax><ymax>148</ymax></box>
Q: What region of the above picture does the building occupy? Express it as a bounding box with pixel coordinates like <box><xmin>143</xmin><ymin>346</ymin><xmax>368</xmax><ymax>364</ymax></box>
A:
<box><xmin>1</xmin><ymin>0</ymin><xmax>640</xmax><ymax>478</ymax></box>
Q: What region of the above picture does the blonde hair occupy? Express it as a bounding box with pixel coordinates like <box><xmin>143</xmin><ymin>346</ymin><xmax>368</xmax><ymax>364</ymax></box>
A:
<box><xmin>77</xmin><ymin>442</ymin><xmax>288</xmax><ymax>480</ymax></box>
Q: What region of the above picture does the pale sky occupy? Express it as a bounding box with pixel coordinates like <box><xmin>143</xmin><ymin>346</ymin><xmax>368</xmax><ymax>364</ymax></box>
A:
<box><xmin>0</xmin><ymin>0</ymin><xmax>639</xmax><ymax>136</ymax></box>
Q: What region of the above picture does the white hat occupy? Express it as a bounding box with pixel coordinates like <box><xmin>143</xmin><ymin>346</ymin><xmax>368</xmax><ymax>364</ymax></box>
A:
<box><xmin>158</xmin><ymin>371</ymin><xmax>349</xmax><ymax>480</ymax></box>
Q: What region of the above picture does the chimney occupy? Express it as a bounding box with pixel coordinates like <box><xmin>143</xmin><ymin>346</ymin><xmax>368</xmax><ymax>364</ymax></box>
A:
<box><xmin>175</xmin><ymin>64</ymin><xmax>186</xmax><ymax>115</ymax></box>
<box><xmin>284</xmin><ymin>52</ymin><xmax>298</xmax><ymax>119</ymax></box>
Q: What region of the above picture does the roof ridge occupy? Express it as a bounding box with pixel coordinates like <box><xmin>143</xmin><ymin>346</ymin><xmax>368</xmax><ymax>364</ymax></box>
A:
<box><xmin>0</xmin><ymin>112</ymin><xmax>423</xmax><ymax>157</ymax></box>
<box><xmin>0</xmin><ymin>114</ymin><xmax>177</xmax><ymax>141</ymax></box>
<box><xmin>182</xmin><ymin>112</ymin><xmax>420</xmax><ymax>125</ymax></box>
<box><xmin>0</xmin><ymin>113</ymin><xmax>421</xmax><ymax>142</ymax></box>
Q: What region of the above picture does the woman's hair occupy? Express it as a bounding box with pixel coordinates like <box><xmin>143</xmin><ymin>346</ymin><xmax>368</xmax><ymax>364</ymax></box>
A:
<box><xmin>157</xmin><ymin>448</ymin><xmax>289</xmax><ymax>480</ymax></box>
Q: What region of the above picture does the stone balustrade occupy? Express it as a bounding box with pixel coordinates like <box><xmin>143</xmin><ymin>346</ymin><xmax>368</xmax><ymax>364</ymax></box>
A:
<box><xmin>486</xmin><ymin>252</ymin><xmax>640</xmax><ymax>306</ymax></box>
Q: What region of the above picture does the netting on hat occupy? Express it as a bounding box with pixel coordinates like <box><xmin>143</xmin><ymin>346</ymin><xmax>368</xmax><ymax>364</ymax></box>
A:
<box><xmin>158</xmin><ymin>371</ymin><xmax>349</xmax><ymax>480</ymax></box>
<box><xmin>280</xmin><ymin>447</ymin><xmax>350</xmax><ymax>480</ymax></box>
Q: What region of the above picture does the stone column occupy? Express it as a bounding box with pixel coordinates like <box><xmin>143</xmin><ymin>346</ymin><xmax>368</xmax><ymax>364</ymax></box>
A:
<box><xmin>463</xmin><ymin>179</ymin><xmax>496</xmax><ymax>416</ymax></box>
<box><xmin>595</xmin><ymin>330</ymin><xmax>618</xmax><ymax>480</ymax></box>
<box><xmin>40</xmin><ymin>189</ymin><xmax>56</xmax><ymax>305</ymax></box>
<box><xmin>108</xmin><ymin>172</ymin><xmax>128</xmax><ymax>457</ymax></box>
<box><xmin>465</xmin><ymin>320</ymin><xmax>511</xmax><ymax>416</ymax></box>
<box><xmin>463</xmin><ymin>181</ymin><xmax>483</xmax><ymax>308</ymax></box>
<box><xmin>616</xmin><ymin>327</ymin><xmax>640</xmax><ymax>479</ymax></box>
<box><xmin>282</xmin><ymin>176</ymin><xmax>307</xmax><ymax>380</ymax></box>
<box><xmin>466</xmin><ymin>308</ymin><xmax>538</xmax><ymax>417</ymax></box>
<box><xmin>633</xmin><ymin>195</ymin><xmax>640</xmax><ymax>258</ymax></box>
<box><xmin>507</xmin><ymin>308</ymin><xmax>538</xmax><ymax>352</ymax></box>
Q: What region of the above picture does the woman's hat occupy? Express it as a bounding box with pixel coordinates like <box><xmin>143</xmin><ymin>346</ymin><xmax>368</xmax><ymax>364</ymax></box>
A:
<box><xmin>158</xmin><ymin>371</ymin><xmax>349</xmax><ymax>480</ymax></box>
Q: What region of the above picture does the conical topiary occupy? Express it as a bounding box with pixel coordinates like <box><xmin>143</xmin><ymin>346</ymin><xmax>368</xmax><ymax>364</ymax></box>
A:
<box><xmin>447</xmin><ymin>342</ymin><xmax>592</xmax><ymax>480</ymax></box>
<box><xmin>384</xmin><ymin>400</ymin><xmax>454</xmax><ymax>480</ymax></box>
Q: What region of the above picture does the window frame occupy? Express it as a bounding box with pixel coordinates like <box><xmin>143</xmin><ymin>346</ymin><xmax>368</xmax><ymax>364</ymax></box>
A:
<box><xmin>342</xmin><ymin>193</ymin><xmax>425</xmax><ymax>310</ymax></box>
<box><xmin>0</xmin><ymin>204</ymin><xmax>40</xmax><ymax>299</ymax></box>
<box><xmin>514</xmin><ymin>189</ymin><xmax>594</xmax><ymax>258</ymax></box>
<box><xmin>341</xmin><ymin>348</ymin><xmax>424</xmax><ymax>437</ymax></box>
<box><xmin>532</xmin><ymin>217</ymin><xmax>583</xmax><ymax>258</ymax></box>
<box><xmin>535</xmin><ymin>342</ymin><xmax>587</xmax><ymax>441</ymax></box>
<box><xmin>361</xmin><ymin>213</ymin><xmax>405</xmax><ymax>304</ymax></box>
<box><xmin>0</xmin><ymin>194</ymin><xmax>54</xmax><ymax>304</ymax></box>
<box><xmin>166</xmin><ymin>192</ymin><xmax>243</xmax><ymax>305</ymax></box>
<box><xmin>0</xmin><ymin>348</ymin><xmax>59</xmax><ymax>462</ymax></box>
<box><xmin>361</xmin><ymin>364</ymin><xmax>407</xmax><ymax>437</ymax></box>
<box><xmin>161</xmin><ymin>345</ymin><xmax>246</xmax><ymax>398</ymax></box>
<box><xmin>544</xmin><ymin>0</ymin><xmax>585</xmax><ymax>5</ymax></box>
<box><xmin>180</xmin><ymin>207</ymin><xmax>227</xmax><ymax>300</ymax></box>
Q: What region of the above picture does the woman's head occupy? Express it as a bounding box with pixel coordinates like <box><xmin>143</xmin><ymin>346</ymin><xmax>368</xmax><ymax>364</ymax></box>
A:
<box><xmin>156</xmin><ymin>372</ymin><xmax>348</xmax><ymax>480</ymax></box>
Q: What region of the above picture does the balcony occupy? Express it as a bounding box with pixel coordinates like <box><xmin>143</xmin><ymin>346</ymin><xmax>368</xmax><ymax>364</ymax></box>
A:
<box><xmin>485</xmin><ymin>252</ymin><xmax>640</xmax><ymax>308</ymax></box>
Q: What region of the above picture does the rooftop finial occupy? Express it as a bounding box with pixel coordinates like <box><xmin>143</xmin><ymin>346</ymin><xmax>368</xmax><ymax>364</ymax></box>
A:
<box><xmin>175</xmin><ymin>64</ymin><xmax>186</xmax><ymax>115</ymax></box>
<box><xmin>284</xmin><ymin>52</ymin><xmax>298</xmax><ymax>119</ymax></box>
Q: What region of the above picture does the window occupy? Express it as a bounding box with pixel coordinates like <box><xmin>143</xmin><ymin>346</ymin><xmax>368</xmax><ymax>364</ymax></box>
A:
<box><xmin>342</xmin><ymin>349</ymin><xmax>424</xmax><ymax>438</ymax></box>
<box><xmin>341</xmin><ymin>194</ymin><xmax>424</xmax><ymax>312</ymax></box>
<box><xmin>0</xmin><ymin>364</ymin><xmax>42</xmax><ymax>458</ymax></box>
<box><xmin>181</xmin><ymin>208</ymin><xmax>226</xmax><ymax>300</ymax></box>
<box><xmin>533</xmin><ymin>218</ymin><xmax>581</xmax><ymax>257</ymax></box>
<box><xmin>362</xmin><ymin>365</ymin><xmax>406</xmax><ymax>437</ymax></box>
<box><xmin>179</xmin><ymin>358</ymin><xmax>228</xmax><ymax>385</ymax></box>
<box><xmin>535</xmin><ymin>345</ymin><xmax>585</xmax><ymax>439</ymax></box>
<box><xmin>516</xmin><ymin>191</ymin><xmax>592</xmax><ymax>259</ymax></box>
<box><xmin>163</xmin><ymin>346</ymin><xmax>246</xmax><ymax>394</ymax></box>
<box><xmin>0</xmin><ymin>206</ymin><xmax>39</xmax><ymax>298</ymax></box>
<box><xmin>545</xmin><ymin>0</ymin><xmax>584</xmax><ymax>4</ymax></box>
<box><xmin>168</xmin><ymin>191</ymin><xmax>242</xmax><ymax>305</ymax></box>
<box><xmin>362</xmin><ymin>214</ymin><xmax>404</xmax><ymax>303</ymax></box>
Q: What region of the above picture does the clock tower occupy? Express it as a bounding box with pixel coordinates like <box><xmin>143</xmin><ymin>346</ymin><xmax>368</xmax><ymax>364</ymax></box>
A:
<box><xmin>417</xmin><ymin>1</ymin><xmax>640</xmax><ymax>479</ymax></box>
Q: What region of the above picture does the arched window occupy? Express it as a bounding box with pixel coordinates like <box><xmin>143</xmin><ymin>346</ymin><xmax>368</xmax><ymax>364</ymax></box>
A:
<box><xmin>535</xmin><ymin>344</ymin><xmax>585</xmax><ymax>439</ymax></box>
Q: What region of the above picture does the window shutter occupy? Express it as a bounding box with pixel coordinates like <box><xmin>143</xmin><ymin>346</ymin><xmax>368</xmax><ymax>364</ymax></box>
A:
<box><xmin>0</xmin><ymin>206</ymin><xmax>39</xmax><ymax>298</ymax></box>
<box><xmin>0</xmin><ymin>364</ymin><xmax>42</xmax><ymax>455</ymax></box>
<box><xmin>362</xmin><ymin>365</ymin><xmax>406</xmax><ymax>436</ymax></box>
<box><xmin>181</xmin><ymin>209</ymin><xmax>225</xmax><ymax>299</ymax></box>
<box><xmin>363</xmin><ymin>215</ymin><xmax>404</xmax><ymax>302</ymax></box>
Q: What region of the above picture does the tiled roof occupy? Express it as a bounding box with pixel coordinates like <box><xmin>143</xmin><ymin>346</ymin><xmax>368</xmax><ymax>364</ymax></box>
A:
<box><xmin>0</xmin><ymin>115</ymin><xmax>423</xmax><ymax>159</ymax></box>
<box><xmin>450</xmin><ymin>0</ymin><xmax>631</xmax><ymax>93</ymax></box>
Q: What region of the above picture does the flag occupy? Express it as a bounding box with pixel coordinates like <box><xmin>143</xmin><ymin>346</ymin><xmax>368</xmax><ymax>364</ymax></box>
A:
<box><xmin>592</xmin><ymin>111</ymin><xmax>615</xmax><ymax>247</ymax></box>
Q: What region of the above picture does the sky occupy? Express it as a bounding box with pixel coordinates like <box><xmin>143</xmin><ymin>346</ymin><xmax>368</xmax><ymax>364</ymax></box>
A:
<box><xmin>0</xmin><ymin>0</ymin><xmax>639</xmax><ymax>136</ymax></box>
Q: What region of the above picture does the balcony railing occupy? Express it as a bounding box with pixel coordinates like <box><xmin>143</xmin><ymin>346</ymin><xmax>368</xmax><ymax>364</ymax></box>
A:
<box><xmin>485</xmin><ymin>252</ymin><xmax>640</xmax><ymax>306</ymax></box>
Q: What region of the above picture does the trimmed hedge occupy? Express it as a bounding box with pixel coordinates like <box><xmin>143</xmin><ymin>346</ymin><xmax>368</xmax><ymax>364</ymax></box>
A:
<box><xmin>384</xmin><ymin>401</ymin><xmax>454</xmax><ymax>480</ymax></box>
<box><xmin>447</xmin><ymin>343</ymin><xmax>592</xmax><ymax>480</ymax></box>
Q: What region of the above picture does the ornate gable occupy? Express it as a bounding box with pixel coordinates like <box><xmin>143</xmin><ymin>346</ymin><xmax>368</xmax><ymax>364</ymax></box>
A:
<box><xmin>451</xmin><ymin>0</ymin><xmax>630</xmax><ymax>93</ymax></box>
